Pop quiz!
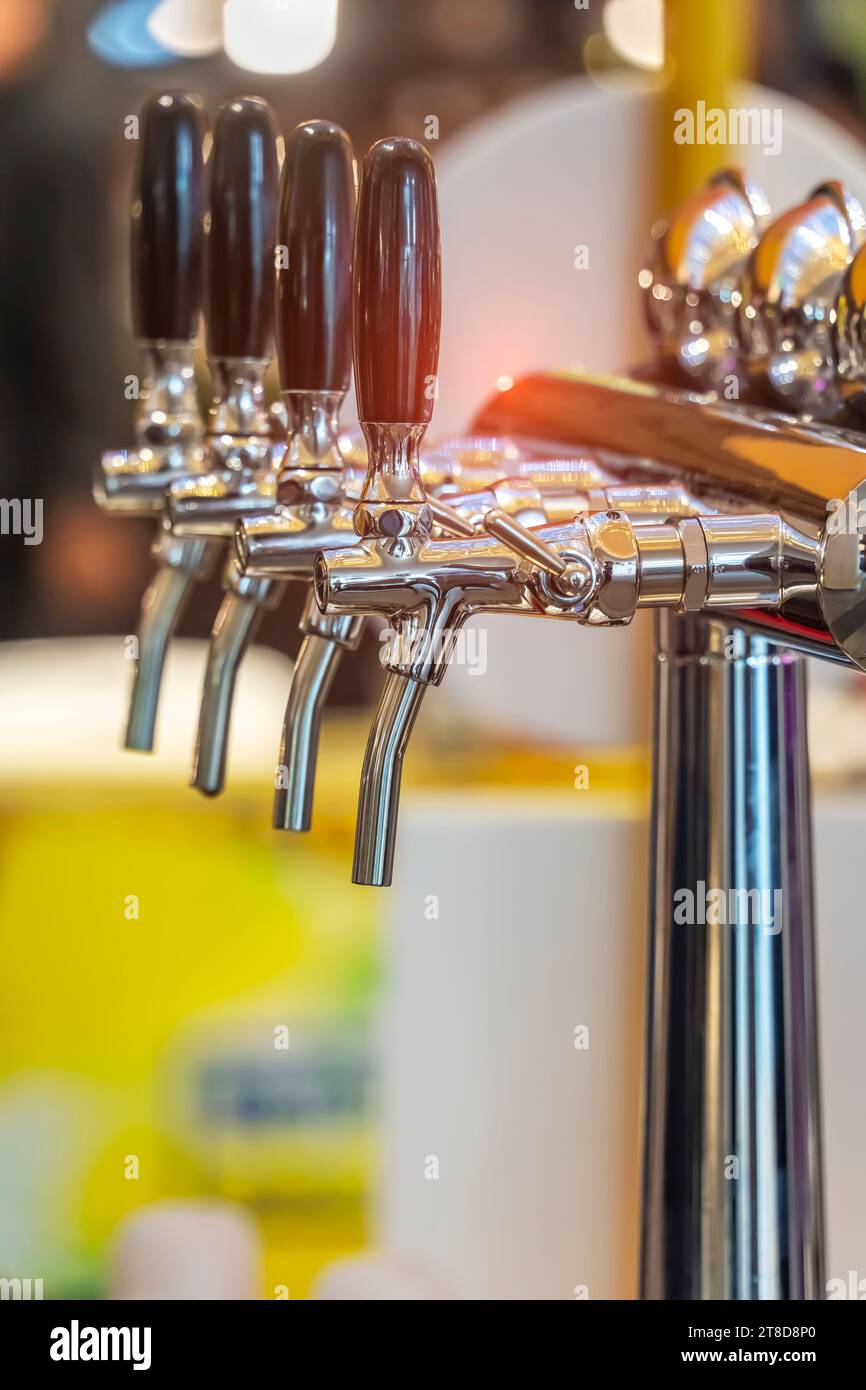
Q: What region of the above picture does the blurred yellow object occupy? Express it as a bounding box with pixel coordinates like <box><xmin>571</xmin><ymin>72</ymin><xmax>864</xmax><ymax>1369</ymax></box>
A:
<box><xmin>660</xmin><ymin>0</ymin><xmax>752</xmax><ymax>208</ymax></box>
<box><xmin>0</xmin><ymin>638</ymin><xmax>647</xmax><ymax>1297</ymax></box>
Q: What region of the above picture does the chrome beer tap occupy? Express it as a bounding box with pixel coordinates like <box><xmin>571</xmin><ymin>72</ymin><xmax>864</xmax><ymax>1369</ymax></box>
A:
<box><xmin>239</xmin><ymin>119</ymin><xmax>358</xmax><ymax>826</ymax></box>
<box><xmin>95</xmin><ymin>92</ymin><xmax>212</xmax><ymax>751</ymax></box>
<box><xmin>162</xmin><ymin>96</ymin><xmax>282</xmax><ymax>795</ymax></box>
<box><xmin>313</xmin><ymin>135</ymin><xmax>441</xmax><ymax>884</ymax></box>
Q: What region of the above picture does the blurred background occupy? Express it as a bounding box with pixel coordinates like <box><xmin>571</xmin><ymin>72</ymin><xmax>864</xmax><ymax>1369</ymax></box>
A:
<box><xmin>3</xmin><ymin>0</ymin><xmax>866</xmax><ymax>1300</ymax></box>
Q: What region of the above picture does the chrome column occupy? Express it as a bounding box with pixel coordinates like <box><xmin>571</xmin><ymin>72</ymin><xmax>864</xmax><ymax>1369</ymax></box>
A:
<box><xmin>640</xmin><ymin>613</ymin><xmax>824</xmax><ymax>1299</ymax></box>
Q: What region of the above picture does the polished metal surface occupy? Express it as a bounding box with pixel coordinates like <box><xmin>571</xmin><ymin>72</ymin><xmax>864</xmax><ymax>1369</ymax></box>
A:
<box><xmin>642</xmin><ymin>169</ymin><xmax>769</xmax><ymax>388</ymax></box>
<box><xmin>640</xmin><ymin>614</ymin><xmax>824</xmax><ymax>1299</ymax></box>
<box><xmin>483</xmin><ymin>505</ymin><xmax>591</xmax><ymax>586</ymax></box>
<box><xmin>280</xmin><ymin>391</ymin><xmax>345</xmax><ymax>482</ymax></box>
<box><xmin>97</xmin><ymin>342</ymin><xmax>207</xmax><ymax>513</ymax></box>
<box><xmin>352</xmin><ymin>671</ymin><xmax>428</xmax><ymax>887</ymax></box>
<box><xmin>191</xmin><ymin>569</ymin><xmax>279</xmax><ymax>796</ymax></box>
<box><xmin>320</xmin><ymin>504</ymin><xmax>820</xmax><ymax>884</ymax></box>
<box><xmin>318</xmin><ymin>510</ymin><xmax>820</xmax><ymax>660</ymax></box>
<box><xmin>124</xmin><ymin>532</ymin><xmax>215</xmax><ymax>751</ymax></box>
<box><xmin>205</xmin><ymin>357</ymin><xmax>272</xmax><ymax>463</ymax></box>
<box><xmin>273</xmin><ymin>629</ymin><xmax>345</xmax><ymax>832</ymax></box>
<box><xmin>831</xmin><ymin>241</ymin><xmax>866</xmax><ymax>419</ymax></box>
<box><xmin>738</xmin><ymin>183</ymin><xmax>865</xmax><ymax>412</ymax></box>
<box><xmin>474</xmin><ymin>371</ymin><xmax>866</xmax><ymax>664</ymax></box>
<box><xmin>271</xmin><ymin>594</ymin><xmax>363</xmax><ymax>831</ymax></box>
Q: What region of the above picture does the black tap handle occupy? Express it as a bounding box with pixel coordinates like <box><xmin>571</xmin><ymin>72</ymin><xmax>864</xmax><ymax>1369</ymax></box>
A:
<box><xmin>130</xmin><ymin>92</ymin><xmax>206</xmax><ymax>343</ymax></box>
<box><xmin>205</xmin><ymin>97</ymin><xmax>279</xmax><ymax>361</ymax></box>
<box><xmin>277</xmin><ymin>121</ymin><xmax>355</xmax><ymax>393</ymax></box>
<box><xmin>353</xmin><ymin>138</ymin><xmax>441</xmax><ymax>424</ymax></box>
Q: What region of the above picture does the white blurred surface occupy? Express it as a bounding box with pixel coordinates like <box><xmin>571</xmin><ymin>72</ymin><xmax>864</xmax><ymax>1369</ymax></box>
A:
<box><xmin>0</xmin><ymin>637</ymin><xmax>291</xmax><ymax>784</ymax></box>
<box><xmin>109</xmin><ymin>1199</ymin><xmax>262</xmax><ymax>1299</ymax></box>
<box><xmin>313</xmin><ymin>1252</ymin><xmax>453</xmax><ymax>1301</ymax></box>
<box><xmin>380</xmin><ymin>794</ymin><xmax>647</xmax><ymax>1300</ymax></box>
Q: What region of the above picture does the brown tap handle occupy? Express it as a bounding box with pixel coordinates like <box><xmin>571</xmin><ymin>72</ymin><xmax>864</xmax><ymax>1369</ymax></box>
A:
<box><xmin>205</xmin><ymin>97</ymin><xmax>279</xmax><ymax>361</ymax></box>
<box><xmin>277</xmin><ymin>121</ymin><xmax>355</xmax><ymax>392</ymax></box>
<box><xmin>353</xmin><ymin>137</ymin><xmax>441</xmax><ymax>424</ymax></box>
<box><xmin>130</xmin><ymin>92</ymin><xmax>206</xmax><ymax>344</ymax></box>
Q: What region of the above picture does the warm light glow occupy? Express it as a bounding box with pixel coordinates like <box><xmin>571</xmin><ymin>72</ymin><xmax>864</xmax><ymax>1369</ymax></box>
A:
<box><xmin>496</xmin><ymin>375</ymin><xmax>514</xmax><ymax>392</ymax></box>
<box><xmin>602</xmin><ymin>0</ymin><xmax>664</xmax><ymax>73</ymax></box>
<box><xmin>223</xmin><ymin>0</ymin><xmax>338</xmax><ymax>75</ymax></box>
<box><xmin>148</xmin><ymin>0</ymin><xmax>223</xmax><ymax>57</ymax></box>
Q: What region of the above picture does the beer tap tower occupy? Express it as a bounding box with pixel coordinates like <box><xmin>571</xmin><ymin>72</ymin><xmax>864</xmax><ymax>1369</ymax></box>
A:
<box><xmin>308</xmin><ymin>143</ymin><xmax>866</xmax><ymax>1299</ymax></box>
<box><xmin>97</xmin><ymin>96</ymin><xmax>866</xmax><ymax>1298</ymax></box>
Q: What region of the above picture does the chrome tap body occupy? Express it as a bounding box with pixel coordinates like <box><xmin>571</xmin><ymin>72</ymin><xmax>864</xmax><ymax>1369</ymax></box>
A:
<box><xmin>641</xmin><ymin>614</ymin><xmax>823</xmax><ymax>1298</ymax></box>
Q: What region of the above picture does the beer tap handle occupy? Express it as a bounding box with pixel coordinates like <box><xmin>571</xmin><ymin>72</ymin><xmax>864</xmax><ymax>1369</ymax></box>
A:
<box><xmin>131</xmin><ymin>91</ymin><xmax>206</xmax><ymax>347</ymax></box>
<box><xmin>205</xmin><ymin>96</ymin><xmax>279</xmax><ymax>367</ymax></box>
<box><xmin>353</xmin><ymin>137</ymin><xmax>441</xmax><ymax>541</ymax></box>
<box><xmin>277</xmin><ymin>120</ymin><xmax>355</xmax><ymax>453</ymax></box>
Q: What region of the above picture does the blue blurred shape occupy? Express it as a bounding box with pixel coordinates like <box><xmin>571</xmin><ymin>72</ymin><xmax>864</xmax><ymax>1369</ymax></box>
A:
<box><xmin>88</xmin><ymin>0</ymin><xmax>179</xmax><ymax>68</ymax></box>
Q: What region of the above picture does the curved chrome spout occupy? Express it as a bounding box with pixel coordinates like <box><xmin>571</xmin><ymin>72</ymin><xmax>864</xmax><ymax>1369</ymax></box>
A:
<box><xmin>192</xmin><ymin>574</ymin><xmax>278</xmax><ymax>796</ymax></box>
<box><xmin>274</xmin><ymin>632</ymin><xmax>344</xmax><ymax>831</ymax></box>
<box><xmin>191</xmin><ymin>596</ymin><xmax>264</xmax><ymax>796</ymax></box>
<box><xmin>273</xmin><ymin>606</ymin><xmax>363</xmax><ymax>831</ymax></box>
<box><xmin>352</xmin><ymin>673</ymin><xmax>427</xmax><ymax>887</ymax></box>
<box><xmin>125</xmin><ymin>535</ymin><xmax>215</xmax><ymax>751</ymax></box>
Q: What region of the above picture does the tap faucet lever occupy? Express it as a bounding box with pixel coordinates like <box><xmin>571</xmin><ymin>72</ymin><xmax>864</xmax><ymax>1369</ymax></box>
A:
<box><xmin>426</xmin><ymin>495</ymin><xmax>478</xmax><ymax>538</ymax></box>
<box><xmin>483</xmin><ymin>507</ymin><xmax>584</xmax><ymax>585</ymax></box>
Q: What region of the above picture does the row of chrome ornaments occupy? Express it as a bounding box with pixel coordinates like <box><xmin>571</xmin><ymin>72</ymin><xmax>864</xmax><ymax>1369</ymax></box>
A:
<box><xmin>97</xmin><ymin>94</ymin><xmax>866</xmax><ymax>885</ymax></box>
